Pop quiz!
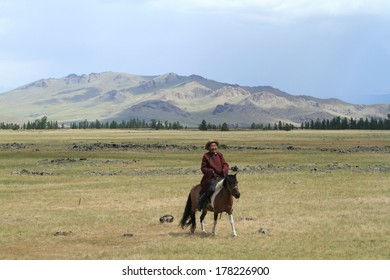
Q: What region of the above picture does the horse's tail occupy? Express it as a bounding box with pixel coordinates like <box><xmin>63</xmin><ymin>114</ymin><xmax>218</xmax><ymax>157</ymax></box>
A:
<box><xmin>179</xmin><ymin>193</ymin><xmax>192</xmax><ymax>229</ymax></box>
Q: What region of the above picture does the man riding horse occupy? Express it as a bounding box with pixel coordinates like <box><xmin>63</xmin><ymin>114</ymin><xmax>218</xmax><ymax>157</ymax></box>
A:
<box><xmin>197</xmin><ymin>139</ymin><xmax>229</xmax><ymax>211</ymax></box>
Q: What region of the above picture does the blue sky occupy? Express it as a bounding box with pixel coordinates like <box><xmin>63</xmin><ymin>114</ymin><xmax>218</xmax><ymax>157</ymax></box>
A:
<box><xmin>1</xmin><ymin>0</ymin><xmax>390</xmax><ymax>104</ymax></box>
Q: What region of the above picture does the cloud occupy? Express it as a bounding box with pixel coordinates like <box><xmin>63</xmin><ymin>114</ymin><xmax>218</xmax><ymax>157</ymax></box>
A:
<box><xmin>1</xmin><ymin>0</ymin><xmax>389</xmax><ymax>101</ymax></box>
<box><xmin>146</xmin><ymin>0</ymin><xmax>390</xmax><ymax>21</ymax></box>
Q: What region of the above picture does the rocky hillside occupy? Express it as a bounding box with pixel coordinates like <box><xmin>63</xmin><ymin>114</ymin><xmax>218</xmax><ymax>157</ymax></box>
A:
<box><xmin>0</xmin><ymin>72</ymin><xmax>388</xmax><ymax>127</ymax></box>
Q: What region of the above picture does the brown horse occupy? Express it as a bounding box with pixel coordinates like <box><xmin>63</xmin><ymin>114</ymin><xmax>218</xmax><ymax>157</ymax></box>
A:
<box><xmin>179</xmin><ymin>173</ymin><xmax>240</xmax><ymax>237</ymax></box>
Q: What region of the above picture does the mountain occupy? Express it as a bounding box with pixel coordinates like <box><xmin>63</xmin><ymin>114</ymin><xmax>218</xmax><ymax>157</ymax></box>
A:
<box><xmin>0</xmin><ymin>71</ymin><xmax>389</xmax><ymax>127</ymax></box>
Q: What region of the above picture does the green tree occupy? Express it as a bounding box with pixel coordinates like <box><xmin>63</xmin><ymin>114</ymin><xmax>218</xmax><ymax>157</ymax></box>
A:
<box><xmin>199</xmin><ymin>120</ymin><xmax>207</xmax><ymax>131</ymax></box>
<box><xmin>221</xmin><ymin>122</ymin><xmax>229</xmax><ymax>131</ymax></box>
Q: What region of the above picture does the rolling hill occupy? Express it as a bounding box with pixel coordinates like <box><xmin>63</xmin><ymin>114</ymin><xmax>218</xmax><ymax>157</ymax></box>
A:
<box><xmin>0</xmin><ymin>71</ymin><xmax>389</xmax><ymax>127</ymax></box>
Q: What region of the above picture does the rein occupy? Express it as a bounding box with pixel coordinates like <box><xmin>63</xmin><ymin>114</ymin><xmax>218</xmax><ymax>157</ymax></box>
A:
<box><xmin>231</xmin><ymin>185</ymin><xmax>240</xmax><ymax>202</ymax></box>
<box><xmin>224</xmin><ymin>177</ymin><xmax>239</xmax><ymax>196</ymax></box>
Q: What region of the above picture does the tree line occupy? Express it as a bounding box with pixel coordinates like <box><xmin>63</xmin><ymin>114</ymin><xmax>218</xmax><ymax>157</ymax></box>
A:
<box><xmin>0</xmin><ymin>117</ymin><xmax>183</xmax><ymax>130</ymax></box>
<box><xmin>301</xmin><ymin>115</ymin><xmax>390</xmax><ymax>130</ymax></box>
<box><xmin>1</xmin><ymin>115</ymin><xmax>390</xmax><ymax>130</ymax></box>
<box><xmin>70</xmin><ymin>119</ymin><xmax>183</xmax><ymax>130</ymax></box>
<box><xmin>250</xmin><ymin>121</ymin><xmax>295</xmax><ymax>131</ymax></box>
<box><xmin>198</xmin><ymin>120</ymin><xmax>230</xmax><ymax>131</ymax></box>
<box><xmin>0</xmin><ymin>116</ymin><xmax>63</xmax><ymax>130</ymax></box>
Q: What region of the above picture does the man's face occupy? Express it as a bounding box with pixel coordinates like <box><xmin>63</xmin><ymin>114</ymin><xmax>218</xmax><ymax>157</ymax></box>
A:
<box><xmin>209</xmin><ymin>143</ymin><xmax>218</xmax><ymax>153</ymax></box>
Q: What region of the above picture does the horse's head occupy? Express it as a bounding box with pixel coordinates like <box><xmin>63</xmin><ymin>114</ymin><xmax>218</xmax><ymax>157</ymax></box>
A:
<box><xmin>224</xmin><ymin>174</ymin><xmax>240</xmax><ymax>199</ymax></box>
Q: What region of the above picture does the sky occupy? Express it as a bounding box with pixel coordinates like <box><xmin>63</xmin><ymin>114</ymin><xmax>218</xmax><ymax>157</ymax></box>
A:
<box><xmin>1</xmin><ymin>0</ymin><xmax>390</xmax><ymax>104</ymax></box>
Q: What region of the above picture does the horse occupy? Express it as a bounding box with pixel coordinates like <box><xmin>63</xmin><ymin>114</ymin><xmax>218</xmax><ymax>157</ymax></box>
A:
<box><xmin>179</xmin><ymin>172</ymin><xmax>240</xmax><ymax>237</ymax></box>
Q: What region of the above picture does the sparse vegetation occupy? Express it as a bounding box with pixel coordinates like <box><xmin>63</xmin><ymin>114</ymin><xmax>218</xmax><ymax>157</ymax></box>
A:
<box><xmin>0</xmin><ymin>130</ymin><xmax>389</xmax><ymax>259</ymax></box>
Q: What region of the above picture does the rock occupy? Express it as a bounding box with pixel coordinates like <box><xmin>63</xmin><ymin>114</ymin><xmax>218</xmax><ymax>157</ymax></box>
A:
<box><xmin>160</xmin><ymin>215</ymin><xmax>174</xmax><ymax>223</ymax></box>
<box><xmin>258</xmin><ymin>227</ymin><xmax>269</xmax><ymax>235</ymax></box>
<box><xmin>54</xmin><ymin>231</ymin><xmax>72</xmax><ymax>236</ymax></box>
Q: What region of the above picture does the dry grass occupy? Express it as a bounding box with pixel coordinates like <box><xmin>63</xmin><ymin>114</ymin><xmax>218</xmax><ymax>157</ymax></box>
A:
<box><xmin>0</xmin><ymin>130</ymin><xmax>389</xmax><ymax>259</ymax></box>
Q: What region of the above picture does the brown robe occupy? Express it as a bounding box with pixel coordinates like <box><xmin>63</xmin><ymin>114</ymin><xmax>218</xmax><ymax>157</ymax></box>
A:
<box><xmin>200</xmin><ymin>151</ymin><xmax>229</xmax><ymax>193</ymax></box>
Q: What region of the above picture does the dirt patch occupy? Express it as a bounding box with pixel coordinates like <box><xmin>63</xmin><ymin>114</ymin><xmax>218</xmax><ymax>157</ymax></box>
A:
<box><xmin>50</xmin><ymin>157</ymin><xmax>85</xmax><ymax>163</ymax></box>
<box><xmin>79</xmin><ymin>163</ymin><xmax>390</xmax><ymax>177</ymax></box>
<box><xmin>54</xmin><ymin>231</ymin><xmax>73</xmax><ymax>236</ymax></box>
<box><xmin>69</xmin><ymin>142</ymin><xmax>390</xmax><ymax>153</ymax></box>
<box><xmin>70</xmin><ymin>142</ymin><xmax>201</xmax><ymax>151</ymax></box>
<box><xmin>317</xmin><ymin>146</ymin><xmax>390</xmax><ymax>153</ymax></box>
<box><xmin>11</xmin><ymin>169</ymin><xmax>54</xmax><ymax>176</ymax></box>
<box><xmin>1</xmin><ymin>142</ymin><xmax>30</xmax><ymax>149</ymax></box>
<box><xmin>241</xmin><ymin>163</ymin><xmax>390</xmax><ymax>173</ymax></box>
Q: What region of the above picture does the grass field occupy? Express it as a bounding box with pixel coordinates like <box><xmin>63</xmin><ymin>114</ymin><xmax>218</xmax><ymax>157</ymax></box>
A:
<box><xmin>0</xmin><ymin>129</ymin><xmax>389</xmax><ymax>259</ymax></box>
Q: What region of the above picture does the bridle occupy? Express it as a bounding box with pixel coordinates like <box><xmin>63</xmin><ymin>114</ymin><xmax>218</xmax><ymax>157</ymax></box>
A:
<box><xmin>225</xmin><ymin>175</ymin><xmax>239</xmax><ymax>196</ymax></box>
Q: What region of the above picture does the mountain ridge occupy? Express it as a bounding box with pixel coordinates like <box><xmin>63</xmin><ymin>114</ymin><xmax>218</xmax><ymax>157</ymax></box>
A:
<box><xmin>0</xmin><ymin>71</ymin><xmax>388</xmax><ymax>127</ymax></box>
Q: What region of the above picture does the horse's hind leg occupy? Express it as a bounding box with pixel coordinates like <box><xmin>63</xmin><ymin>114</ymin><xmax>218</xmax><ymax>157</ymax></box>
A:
<box><xmin>212</xmin><ymin>212</ymin><xmax>218</xmax><ymax>235</ymax></box>
<box><xmin>200</xmin><ymin>210</ymin><xmax>207</xmax><ymax>234</ymax></box>
<box><xmin>190</xmin><ymin>211</ymin><xmax>196</xmax><ymax>233</ymax></box>
<box><xmin>189</xmin><ymin>186</ymin><xmax>200</xmax><ymax>234</ymax></box>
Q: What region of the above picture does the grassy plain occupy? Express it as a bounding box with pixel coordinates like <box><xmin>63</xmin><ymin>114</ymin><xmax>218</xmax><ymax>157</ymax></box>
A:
<box><xmin>0</xmin><ymin>129</ymin><xmax>389</xmax><ymax>259</ymax></box>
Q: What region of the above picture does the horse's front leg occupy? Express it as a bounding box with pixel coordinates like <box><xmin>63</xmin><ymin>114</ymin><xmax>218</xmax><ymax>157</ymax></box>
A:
<box><xmin>212</xmin><ymin>212</ymin><xmax>218</xmax><ymax>235</ymax></box>
<box><xmin>228</xmin><ymin>213</ymin><xmax>237</xmax><ymax>237</ymax></box>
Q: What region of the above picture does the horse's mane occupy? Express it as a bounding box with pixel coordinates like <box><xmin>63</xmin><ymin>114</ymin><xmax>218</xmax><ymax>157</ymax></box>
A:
<box><xmin>223</xmin><ymin>174</ymin><xmax>236</xmax><ymax>188</ymax></box>
<box><xmin>223</xmin><ymin>177</ymin><xmax>228</xmax><ymax>188</ymax></box>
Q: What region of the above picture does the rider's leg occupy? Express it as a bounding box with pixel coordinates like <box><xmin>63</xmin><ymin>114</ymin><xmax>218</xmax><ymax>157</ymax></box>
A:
<box><xmin>197</xmin><ymin>178</ymin><xmax>216</xmax><ymax>211</ymax></box>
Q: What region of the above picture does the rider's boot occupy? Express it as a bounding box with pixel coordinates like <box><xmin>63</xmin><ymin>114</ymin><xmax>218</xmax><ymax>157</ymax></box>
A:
<box><xmin>197</xmin><ymin>189</ymin><xmax>214</xmax><ymax>211</ymax></box>
<box><xmin>197</xmin><ymin>192</ymin><xmax>206</xmax><ymax>211</ymax></box>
